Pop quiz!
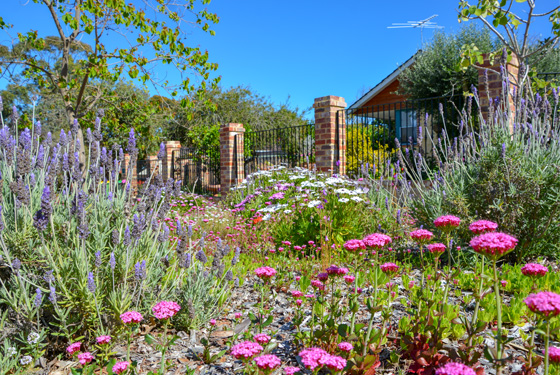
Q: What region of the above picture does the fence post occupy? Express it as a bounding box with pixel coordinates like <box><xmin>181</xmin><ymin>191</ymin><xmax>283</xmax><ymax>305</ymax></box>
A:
<box><xmin>477</xmin><ymin>53</ymin><xmax>519</xmax><ymax>130</ymax></box>
<box><xmin>163</xmin><ymin>141</ymin><xmax>181</xmax><ymax>181</ymax></box>
<box><xmin>313</xmin><ymin>96</ymin><xmax>347</xmax><ymax>174</ymax></box>
<box><xmin>220</xmin><ymin>123</ymin><xmax>245</xmax><ymax>193</ymax></box>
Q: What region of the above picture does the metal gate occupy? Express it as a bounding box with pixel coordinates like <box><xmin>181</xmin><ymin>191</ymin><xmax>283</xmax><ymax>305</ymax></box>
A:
<box><xmin>171</xmin><ymin>146</ymin><xmax>220</xmax><ymax>194</ymax></box>
<box><xmin>239</xmin><ymin>124</ymin><xmax>315</xmax><ymax>177</ymax></box>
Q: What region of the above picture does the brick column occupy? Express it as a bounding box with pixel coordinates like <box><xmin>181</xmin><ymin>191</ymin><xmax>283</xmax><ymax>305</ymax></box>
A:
<box><xmin>477</xmin><ymin>53</ymin><xmax>519</xmax><ymax>129</ymax></box>
<box><xmin>313</xmin><ymin>96</ymin><xmax>346</xmax><ymax>175</ymax></box>
<box><xmin>164</xmin><ymin>141</ymin><xmax>181</xmax><ymax>181</ymax></box>
<box><xmin>220</xmin><ymin>123</ymin><xmax>245</xmax><ymax>193</ymax></box>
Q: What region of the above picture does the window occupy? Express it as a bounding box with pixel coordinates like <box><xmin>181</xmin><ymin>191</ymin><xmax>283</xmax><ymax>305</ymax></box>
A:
<box><xmin>396</xmin><ymin>109</ymin><xmax>417</xmax><ymax>144</ymax></box>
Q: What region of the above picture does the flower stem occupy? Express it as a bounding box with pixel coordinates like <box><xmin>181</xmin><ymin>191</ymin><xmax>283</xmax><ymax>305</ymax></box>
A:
<box><xmin>545</xmin><ymin>320</ymin><xmax>551</xmax><ymax>375</ymax></box>
<box><xmin>160</xmin><ymin>321</ymin><xmax>168</xmax><ymax>375</ymax></box>
<box><xmin>493</xmin><ymin>259</ymin><xmax>503</xmax><ymax>375</ymax></box>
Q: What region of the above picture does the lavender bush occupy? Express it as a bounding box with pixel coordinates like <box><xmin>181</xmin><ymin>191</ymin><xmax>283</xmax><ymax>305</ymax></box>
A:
<box><xmin>399</xmin><ymin>74</ymin><xmax>560</xmax><ymax>260</ymax></box>
<box><xmin>0</xmin><ymin>104</ymin><xmax>230</xmax><ymax>360</ymax></box>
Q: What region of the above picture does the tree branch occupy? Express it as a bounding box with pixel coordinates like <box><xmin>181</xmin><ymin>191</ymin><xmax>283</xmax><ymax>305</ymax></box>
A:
<box><xmin>42</xmin><ymin>0</ymin><xmax>66</xmax><ymax>40</ymax></box>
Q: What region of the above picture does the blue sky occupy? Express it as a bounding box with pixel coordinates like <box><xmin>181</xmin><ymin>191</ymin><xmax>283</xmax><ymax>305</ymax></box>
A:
<box><xmin>1</xmin><ymin>0</ymin><xmax>558</xmax><ymax>119</ymax></box>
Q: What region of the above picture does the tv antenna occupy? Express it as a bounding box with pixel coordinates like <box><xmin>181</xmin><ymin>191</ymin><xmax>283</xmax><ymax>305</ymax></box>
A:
<box><xmin>388</xmin><ymin>14</ymin><xmax>444</xmax><ymax>44</ymax></box>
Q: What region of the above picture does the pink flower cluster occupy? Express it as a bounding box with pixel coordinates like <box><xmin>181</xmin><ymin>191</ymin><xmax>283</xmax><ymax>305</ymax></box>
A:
<box><xmin>427</xmin><ymin>243</ymin><xmax>446</xmax><ymax>255</ymax></box>
<box><xmin>363</xmin><ymin>233</ymin><xmax>392</xmax><ymax>249</ymax></box>
<box><xmin>319</xmin><ymin>353</ymin><xmax>347</xmax><ymax>371</ymax></box>
<box><xmin>550</xmin><ymin>347</ymin><xmax>560</xmax><ymax>363</ymax></box>
<box><xmin>291</xmin><ymin>290</ymin><xmax>304</xmax><ymax>298</ymax></box>
<box><xmin>67</xmin><ymin>342</ymin><xmax>81</xmax><ymax>355</ymax></box>
<box><xmin>410</xmin><ymin>229</ymin><xmax>434</xmax><ymax>242</ymax></box>
<box><xmin>343</xmin><ymin>239</ymin><xmax>366</xmax><ymax>251</ymax></box>
<box><xmin>311</xmin><ymin>280</ymin><xmax>324</xmax><ymax>290</ymax></box>
<box><xmin>524</xmin><ymin>291</ymin><xmax>560</xmax><ymax>317</ymax></box>
<box><xmin>254</xmin><ymin>333</ymin><xmax>271</xmax><ymax>344</ymax></box>
<box><xmin>230</xmin><ymin>341</ymin><xmax>263</xmax><ymax>359</ymax></box>
<box><xmin>152</xmin><ymin>301</ymin><xmax>181</xmax><ymax>320</ymax></box>
<box><xmin>521</xmin><ymin>263</ymin><xmax>548</xmax><ymax>277</ymax></box>
<box><xmin>254</xmin><ymin>354</ymin><xmax>281</xmax><ymax>370</ymax></box>
<box><xmin>78</xmin><ymin>352</ymin><xmax>93</xmax><ymax>365</ymax></box>
<box><xmin>338</xmin><ymin>341</ymin><xmax>353</xmax><ymax>352</ymax></box>
<box><xmin>343</xmin><ymin>275</ymin><xmax>355</xmax><ymax>284</ymax></box>
<box><xmin>434</xmin><ymin>215</ymin><xmax>461</xmax><ymax>229</ymax></box>
<box><xmin>435</xmin><ymin>362</ymin><xmax>476</xmax><ymax>375</ymax></box>
<box><xmin>112</xmin><ymin>361</ymin><xmax>130</xmax><ymax>374</ymax></box>
<box><xmin>469</xmin><ymin>232</ymin><xmax>518</xmax><ymax>259</ymax></box>
<box><xmin>120</xmin><ymin>311</ymin><xmax>143</xmax><ymax>324</ymax></box>
<box><xmin>96</xmin><ymin>335</ymin><xmax>111</xmax><ymax>345</ymax></box>
<box><xmin>255</xmin><ymin>266</ymin><xmax>277</xmax><ymax>280</ymax></box>
<box><xmin>284</xmin><ymin>366</ymin><xmax>300</xmax><ymax>375</ymax></box>
<box><xmin>469</xmin><ymin>220</ymin><xmax>498</xmax><ymax>234</ymax></box>
<box><xmin>380</xmin><ymin>262</ymin><xmax>399</xmax><ymax>274</ymax></box>
<box><xmin>326</xmin><ymin>265</ymin><xmax>349</xmax><ymax>276</ymax></box>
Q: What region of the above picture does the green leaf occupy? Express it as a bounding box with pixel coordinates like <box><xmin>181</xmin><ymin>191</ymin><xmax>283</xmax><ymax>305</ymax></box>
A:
<box><xmin>337</xmin><ymin>324</ymin><xmax>348</xmax><ymax>338</ymax></box>
<box><xmin>144</xmin><ymin>333</ymin><xmax>156</xmax><ymax>344</ymax></box>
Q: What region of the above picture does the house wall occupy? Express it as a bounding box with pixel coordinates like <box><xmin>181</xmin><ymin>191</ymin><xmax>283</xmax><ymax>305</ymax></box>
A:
<box><xmin>361</xmin><ymin>79</ymin><xmax>408</xmax><ymax>108</ymax></box>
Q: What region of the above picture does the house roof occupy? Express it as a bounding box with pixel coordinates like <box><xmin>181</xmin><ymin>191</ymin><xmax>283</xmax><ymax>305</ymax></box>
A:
<box><xmin>348</xmin><ymin>51</ymin><xmax>420</xmax><ymax>111</ymax></box>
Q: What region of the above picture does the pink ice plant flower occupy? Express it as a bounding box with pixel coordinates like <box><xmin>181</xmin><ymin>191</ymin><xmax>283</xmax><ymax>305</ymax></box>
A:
<box><xmin>550</xmin><ymin>347</ymin><xmax>560</xmax><ymax>363</ymax></box>
<box><xmin>427</xmin><ymin>243</ymin><xmax>446</xmax><ymax>255</ymax></box>
<box><xmin>254</xmin><ymin>333</ymin><xmax>271</xmax><ymax>344</ymax></box>
<box><xmin>434</xmin><ymin>215</ymin><xmax>461</xmax><ymax>229</ymax></box>
<box><xmin>299</xmin><ymin>347</ymin><xmax>328</xmax><ymax>371</ymax></box>
<box><xmin>363</xmin><ymin>233</ymin><xmax>392</xmax><ymax>249</ymax></box>
<box><xmin>78</xmin><ymin>352</ymin><xmax>93</xmax><ymax>365</ymax></box>
<box><xmin>230</xmin><ymin>341</ymin><xmax>263</xmax><ymax>360</ymax></box>
<box><xmin>469</xmin><ymin>232</ymin><xmax>518</xmax><ymax>260</ymax></box>
<box><xmin>291</xmin><ymin>290</ymin><xmax>304</xmax><ymax>298</ymax></box>
<box><xmin>326</xmin><ymin>265</ymin><xmax>348</xmax><ymax>276</ymax></box>
<box><xmin>96</xmin><ymin>335</ymin><xmax>111</xmax><ymax>345</ymax></box>
<box><xmin>255</xmin><ymin>266</ymin><xmax>277</xmax><ymax>280</ymax></box>
<box><xmin>338</xmin><ymin>342</ymin><xmax>353</xmax><ymax>352</ymax></box>
<box><xmin>254</xmin><ymin>354</ymin><xmax>282</xmax><ymax>370</ymax></box>
<box><xmin>284</xmin><ymin>366</ymin><xmax>301</xmax><ymax>375</ymax></box>
<box><xmin>120</xmin><ymin>311</ymin><xmax>143</xmax><ymax>324</ymax></box>
<box><xmin>435</xmin><ymin>362</ymin><xmax>476</xmax><ymax>375</ymax></box>
<box><xmin>524</xmin><ymin>291</ymin><xmax>560</xmax><ymax>317</ymax></box>
<box><xmin>521</xmin><ymin>263</ymin><xmax>548</xmax><ymax>277</ymax></box>
<box><xmin>343</xmin><ymin>239</ymin><xmax>366</xmax><ymax>251</ymax></box>
<box><xmin>410</xmin><ymin>229</ymin><xmax>434</xmax><ymax>242</ymax></box>
<box><xmin>67</xmin><ymin>342</ymin><xmax>81</xmax><ymax>355</ymax></box>
<box><xmin>380</xmin><ymin>262</ymin><xmax>399</xmax><ymax>274</ymax></box>
<box><xmin>343</xmin><ymin>275</ymin><xmax>355</xmax><ymax>284</ymax></box>
<box><xmin>318</xmin><ymin>354</ymin><xmax>347</xmax><ymax>371</ymax></box>
<box><xmin>469</xmin><ymin>220</ymin><xmax>498</xmax><ymax>234</ymax></box>
<box><xmin>112</xmin><ymin>361</ymin><xmax>130</xmax><ymax>374</ymax></box>
<box><xmin>152</xmin><ymin>301</ymin><xmax>181</xmax><ymax>320</ymax></box>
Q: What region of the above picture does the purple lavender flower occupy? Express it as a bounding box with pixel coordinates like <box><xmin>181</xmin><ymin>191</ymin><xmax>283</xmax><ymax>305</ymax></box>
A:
<box><xmin>225</xmin><ymin>270</ymin><xmax>233</xmax><ymax>281</ymax></box>
<box><xmin>187</xmin><ymin>224</ymin><xmax>193</xmax><ymax>238</ymax></box>
<box><xmin>34</xmin><ymin>288</ymin><xmax>42</xmax><ymax>308</ymax></box>
<box><xmin>110</xmin><ymin>252</ymin><xmax>116</xmax><ymax>270</ymax></box>
<box><xmin>196</xmin><ymin>249</ymin><xmax>208</xmax><ymax>264</ymax></box>
<box><xmin>157</xmin><ymin>142</ymin><xmax>165</xmax><ymax>160</ymax></box>
<box><xmin>134</xmin><ymin>260</ymin><xmax>146</xmax><ymax>281</ymax></box>
<box><xmin>86</xmin><ymin>128</ymin><xmax>93</xmax><ymax>143</ymax></box>
<box><xmin>123</xmin><ymin>226</ymin><xmax>131</xmax><ymax>247</ymax></box>
<box><xmin>127</xmin><ymin>129</ymin><xmax>136</xmax><ymax>153</ymax></box>
<box><xmin>59</xmin><ymin>129</ymin><xmax>67</xmax><ymax>146</ymax></box>
<box><xmin>95</xmin><ymin>251</ymin><xmax>101</xmax><ymax>268</ymax></box>
<box><xmin>502</xmin><ymin>143</ymin><xmax>506</xmax><ymax>158</ymax></box>
<box><xmin>184</xmin><ymin>253</ymin><xmax>192</xmax><ymax>268</ymax></box>
<box><xmin>49</xmin><ymin>284</ymin><xmax>57</xmax><ymax>305</ymax></box>
<box><xmin>112</xmin><ymin>229</ymin><xmax>119</xmax><ymax>246</ymax></box>
<box><xmin>87</xmin><ymin>272</ymin><xmax>96</xmax><ymax>293</ymax></box>
<box><xmin>41</xmin><ymin>186</ymin><xmax>52</xmax><ymax>217</ymax></box>
<box><xmin>35</xmin><ymin>145</ymin><xmax>44</xmax><ymax>168</ymax></box>
<box><xmin>158</xmin><ymin>225</ymin><xmax>169</xmax><ymax>243</ymax></box>
<box><xmin>12</xmin><ymin>258</ymin><xmax>21</xmax><ymax>271</ymax></box>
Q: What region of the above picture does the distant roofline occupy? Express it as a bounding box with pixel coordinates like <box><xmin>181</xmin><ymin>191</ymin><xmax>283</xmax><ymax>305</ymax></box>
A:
<box><xmin>348</xmin><ymin>51</ymin><xmax>421</xmax><ymax>110</ymax></box>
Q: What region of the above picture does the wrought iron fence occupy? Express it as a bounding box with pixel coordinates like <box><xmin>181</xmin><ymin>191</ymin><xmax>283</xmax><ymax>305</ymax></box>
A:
<box><xmin>136</xmin><ymin>159</ymin><xmax>161</xmax><ymax>186</ymax></box>
<box><xmin>171</xmin><ymin>147</ymin><xmax>220</xmax><ymax>194</ymax></box>
<box><xmin>344</xmin><ymin>95</ymin><xmax>475</xmax><ymax>178</ymax></box>
<box><xmin>242</xmin><ymin>123</ymin><xmax>315</xmax><ymax>175</ymax></box>
<box><xmin>537</xmin><ymin>72</ymin><xmax>560</xmax><ymax>84</ymax></box>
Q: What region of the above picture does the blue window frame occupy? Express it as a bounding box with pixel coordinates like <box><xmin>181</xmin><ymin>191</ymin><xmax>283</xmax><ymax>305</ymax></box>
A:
<box><xmin>396</xmin><ymin>109</ymin><xmax>417</xmax><ymax>145</ymax></box>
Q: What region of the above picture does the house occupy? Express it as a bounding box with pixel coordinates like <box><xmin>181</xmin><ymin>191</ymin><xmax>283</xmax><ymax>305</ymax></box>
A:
<box><xmin>347</xmin><ymin>52</ymin><xmax>421</xmax><ymax>146</ymax></box>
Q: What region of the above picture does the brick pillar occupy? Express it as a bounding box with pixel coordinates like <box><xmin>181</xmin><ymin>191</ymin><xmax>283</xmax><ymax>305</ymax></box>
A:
<box><xmin>313</xmin><ymin>96</ymin><xmax>347</xmax><ymax>174</ymax></box>
<box><xmin>164</xmin><ymin>141</ymin><xmax>181</xmax><ymax>181</ymax></box>
<box><xmin>477</xmin><ymin>53</ymin><xmax>519</xmax><ymax>128</ymax></box>
<box><xmin>220</xmin><ymin>123</ymin><xmax>245</xmax><ymax>193</ymax></box>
